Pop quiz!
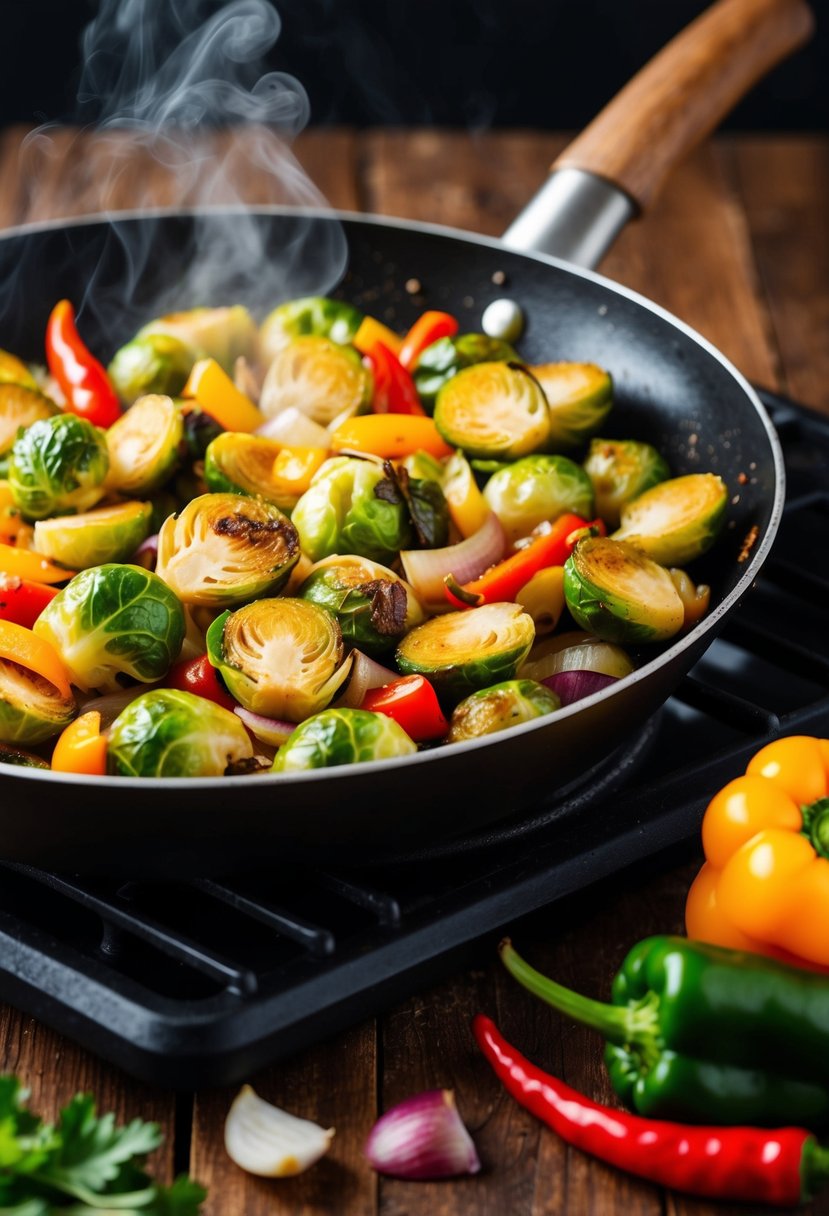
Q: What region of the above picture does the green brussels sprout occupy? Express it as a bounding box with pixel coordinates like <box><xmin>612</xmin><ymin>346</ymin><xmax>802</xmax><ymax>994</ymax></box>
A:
<box><xmin>156</xmin><ymin>492</ymin><xmax>299</xmax><ymax>607</ymax></box>
<box><xmin>107</xmin><ymin>334</ymin><xmax>195</xmax><ymax>405</ymax></box>
<box><xmin>298</xmin><ymin>554</ymin><xmax>424</xmax><ymax>656</ymax></box>
<box><xmin>259</xmin><ymin>336</ymin><xmax>372</xmax><ymax>428</ymax></box>
<box><xmin>259</xmin><ymin>296</ymin><xmax>363</xmax><ymax>363</ymax></box>
<box><xmin>204</xmin><ymin>432</ymin><xmax>302</xmax><ymax>511</ymax></box>
<box><xmin>272</xmin><ymin>707</ymin><xmax>416</xmax><ymax>773</ymax></box>
<box><xmin>447</xmin><ymin>678</ymin><xmax>559</xmax><ymax>743</ymax></box>
<box><xmin>583</xmin><ymin>438</ymin><xmax>670</xmax><ymax>529</ymax></box>
<box><xmin>413</xmin><ymin>334</ymin><xmax>518</xmax><ymax>412</ymax></box>
<box><xmin>434</xmin><ymin>362</ymin><xmax>550</xmax><ymax>460</ymax></box>
<box><xmin>105</xmin><ymin>394</ymin><xmax>184</xmax><ymax>496</ymax></box>
<box><xmin>33</xmin><ymin>500</ymin><xmax>152</xmax><ymax>570</ymax></box>
<box><xmin>137</xmin><ymin>306</ymin><xmax>258</xmax><ymax>372</ymax></box>
<box><xmin>34</xmin><ymin>563</ymin><xmax>186</xmax><ymax>693</ymax></box>
<box><xmin>530</xmin><ymin>362</ymin><xmax>613</xmax><ymax>450</ymax></box>
<box><xmin>107</xmin><ymin>688</ymin><xmax>253</xmax><ymax>778</ymax></box>
<box><xmin>206</xmin><ymin>598</ymin><xmax>351</xmax><ymax>721</ymax></box>
<box><xmin>483</xmin><ymin>454</ymin><xmax>595</xmax><ymax>545</ymax></box>
<box><xmin>292</xmin><ymin>457</ymin><xmax>413</xmax><ymax>565</ymax></box>
<box><xmin>0</xmin><ymin>383</ymin><xmax>58</xmax><ymax>455</ymax></box>
<box><xmin>563</xmin><ymin>536</ymin><xmax>685</xmax><ymax>644</ymax></box>
<box><xmin>0</xmin><ymin>657</ymin><xmax>76</xmax><ymax>746</ymax></box>
<box><xmin>396</xmin><ymin>602</ymin><xmax>535</xmax><ymax>704</ymax></box>
<box><xmin>8</xmin><ymin>414</ymin><xmax>109</xmax><ymax>521</ymax></box>
<box><xmin>0</xmin><ymin>742</ymin><xmax>50</xmax><ymax>768</ymax></box>
<box><xmin>613</xmin><ymin>473</ymin><xmax>729</xmax><ymax>567</ymax></box>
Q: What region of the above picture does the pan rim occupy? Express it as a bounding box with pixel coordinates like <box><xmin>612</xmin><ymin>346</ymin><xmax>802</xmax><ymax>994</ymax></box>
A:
<box><xmin>0</xmin><ymin>205</ymin><xmax>786</xmax><ymax>790</ymax></box>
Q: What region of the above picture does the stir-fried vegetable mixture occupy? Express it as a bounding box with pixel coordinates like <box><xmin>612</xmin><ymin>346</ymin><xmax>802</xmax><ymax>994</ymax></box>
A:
<box><xmin>0</xmin><ymin>296</ymin><xmax>727</xmax><ymax>777</ymax></box>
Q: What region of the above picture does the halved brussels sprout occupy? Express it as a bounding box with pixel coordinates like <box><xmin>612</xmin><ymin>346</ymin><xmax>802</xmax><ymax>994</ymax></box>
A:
<box><xmin>272</xmin><ymin>706</ymin><xmax>416</xmax><ymax>772</ymax></box>
<box><xmin>413</xmin><ymin>334</ymin><xmax>518</xmax><ymax>412</ymax></box>
<box><xmin>396</xmin><ymin>602</ymin><xmax>535</xmax><ymax>704</ymax></box>
<box><xmin>107</xmin><ymin>688</ymin><xmax>253</xmax><ymax>777</ymax></box>
<box><xmin>259</xmin><ymin>336</ymin><xmax>372</xmax><ymax>427</ymax></box>
<box><xmin>0</xmin><ymin>383</ymin><xmax>58</xmax><ymax>455</ymax></box>
<box><xmin>33</xmin><ymin>500</ymin><xmax>153</xmax><ymax>569</ymax></box>
<box><xmin>292</xmin><ymin>457</ymin><xmax>413</xmax><ymax>565</ymax></box>
<box><xmin>529</xmin><ymin>362</ymin><xmax>613</xmax><ymax>450</ymax></box>
<box><xmin>563</xmin><ymin>536</ymin><xmax>685</xmax><ymax>644</ymax></box>
<box><xmin>298</xmin><ymin>555</ymin><xmax>424</xmax><ymax>656</ymax></box>
<box><xmin>613</xmin><ymin>473</ymin><xmax>728</xmax><ymax>566</ymax></box>
<box><xmin>0</xmin><ymin>742</ymin><xmax>50</xmax><ymax>768</ymax></box>
<box><xmin>260</xmin><ymin>296</ymin><xmax>363</xmax><ymax>363</ymax></box>
<box><xmin>108</xmin><ymin>333</ymin><xmax>195</xmax><ymax>406</ymax></box>
<box><xmin>138</xmin><ymin>306</ymin><xmax>258</xmax><ymax>371</ymax></box>
<box><xmin>106</xmin><ymin>394</ymin><xmax>184</xmax><ymax>496</ymax></box>
<box><xmin>434</xmin><ymin>363</ymin><xmax>550</xmax><ymax>460</ymax></box>
<box><xmin>447</xmin><ymin>678</ymin><xmax>559</xmax><ymax>743</ymax></box>
<box><xmin>583</xmin><ymin>438</ymin><xmax>670</xmax><ymax>529</ymax></box>
<box><xmin>9</xmin><ymin>414</ymin><xmax>109</xmax><ymax>521</ymax></box>
<box><xmin>206</xmin><ymin>598</ymin><xmax>351</xmax><ymax>721</ymax></box>
<box><xmin>204</xmin><ymin>432</ymin><xmax>312</xmax><ymax>511</ymax></box>
<box><xmin>0</xmin><ymin>350</ymin><xmax>38</xmax><ymax>391</ymax></box>
<box><xmin>34</xmin><ymin>563</ymin><xmax>186</xmax><ymax>693</ymax></box>
<box><xmin>156</xmin><ymin>492</ymin><xmax>299</xmax><ymax>608</ymax></box>
<box><xmin>483</xmin><ymin>454</ymin><xmax>595</xmax><ymax>545</ymax></box>
<box><xmin>0</xmin><ymin>657</ymin><xmax>76</xmax><ymax>745</ymax></box>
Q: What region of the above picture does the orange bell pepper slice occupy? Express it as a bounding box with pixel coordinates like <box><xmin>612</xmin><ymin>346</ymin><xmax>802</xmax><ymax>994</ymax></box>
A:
<box><xmin>183</xmin><ymin>358</ymin><xmax>264</xmax><ymax>432</ymax></box>
<box><xmin>0</xmin><ymin>618</ymin><xmax>72</xmax><ymax>698</ymax></box>
<box><xmin>399</xmin><ymin>310</ymin><xmax>459</xmax><ymax>370</ymax></box>
<box><xmin>352</xmin><ymin>315</ymin><xmax>404</xmax><ymax>358</ymax></box>
<box><xmin>51</xmin><ymin>709</ymin><xmax>107</xmax><ymax>775</ymax></box>
<box><xmin>0</xmin><ymin>541</ymin><xmax>76</xmax><ymax>585</ymax></box>
<box><xmin>329</xmin><ymin>414</ymin><xmax>454</xmax><ymax>461</ymax></box>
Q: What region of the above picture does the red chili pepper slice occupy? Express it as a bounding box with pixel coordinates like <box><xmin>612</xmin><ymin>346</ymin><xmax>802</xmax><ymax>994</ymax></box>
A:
<box><xmin>0</xmin><ymin>575</ymin><xmax>59</xmax><ymax>629</ymax></box>
<box><xmin>45</xmin><ymin>299</ymin><xmax>122</xmax><ymax>429</ymax></box>
<box><xmin>399</xmin><ymin>310</ymin><xmax>459</xmax><ymax>370</ymax></box>
<box><xmin>363</xmin><ymin>341</ymin><xmax>426</xmax><ymax>416</ymax></box>
<box><xmin>361</xmin><ymin>674</ymin><xmax>448</xmax><ymax>741</ymax></box>
<box><xmin>167</xmin><ymin>653</ymin><xmax>237</xmax><ymax>711</ymax></box>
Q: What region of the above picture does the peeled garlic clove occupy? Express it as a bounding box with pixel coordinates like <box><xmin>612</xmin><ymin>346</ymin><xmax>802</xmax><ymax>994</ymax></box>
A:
<box><xmin>364</xmin><ymin>1088</ymin><xmax>481</xmax><ymax>1179</ymax></box>
<box><xmin>225</xmin><ymin>1084</ymin><xmax>334</xmax><ymax>1177</ymax></box>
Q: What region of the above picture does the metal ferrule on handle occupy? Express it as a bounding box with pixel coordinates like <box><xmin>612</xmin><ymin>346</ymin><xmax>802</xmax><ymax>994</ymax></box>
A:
<box><xmin>501</xmin><ymin>169</ymin><xmax>636</xmax><ymax>269</ymax></box>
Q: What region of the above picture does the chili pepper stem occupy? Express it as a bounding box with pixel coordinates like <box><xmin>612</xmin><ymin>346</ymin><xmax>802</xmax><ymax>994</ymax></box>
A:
<box><xmin>498</xmin><ymin>939</ymin><xmax>662</xmax><ymax>1064</ymax></box>
<box><xmin>801</xmin><ymin>1140</ymin><xmax>829</xmax><ymax>1201</ymax></box>
<box><xmin>802</xmin><ymin>798</ymin><xmax>829</xmax><ymax>860</ymax></box>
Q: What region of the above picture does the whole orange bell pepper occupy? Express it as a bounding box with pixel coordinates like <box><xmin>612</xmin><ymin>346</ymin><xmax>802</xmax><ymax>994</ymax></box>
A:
<box><xmin>686</xmin><ymin>735</ymin><xmax>829</xmax><ymax>970</ymax></box>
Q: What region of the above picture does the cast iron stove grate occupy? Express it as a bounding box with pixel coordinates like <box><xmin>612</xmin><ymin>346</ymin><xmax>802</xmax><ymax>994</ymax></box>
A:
<box><xmin>1</xmin><ymin>389</ymin><xmax>827</xmax><ymax>1087</ymax></box>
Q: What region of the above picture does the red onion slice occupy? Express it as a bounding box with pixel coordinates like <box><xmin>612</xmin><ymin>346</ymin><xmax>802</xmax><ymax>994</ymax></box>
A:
<box><xmin>334</xmin><ymin>650</ymin><xmax>397</xmax><ymax>708</ymax></box>
<box><xmin>401</xmin><ymin>512</ymin><xmax>506</xmax><ymax>610</ymax></box>
<box><xmin>543</xmin><ymin>670</ymin><xmax>618</xmax><ymax>706</ymax></box>
<box><xmin>233</xmin><ymin>707</ymin><xmax>296</xmax><ymax>748</ymax></box>
<box><xmin>132</xmin><ymin>533</ymin><xmax>159</xmax><ymax>570</ymax></box>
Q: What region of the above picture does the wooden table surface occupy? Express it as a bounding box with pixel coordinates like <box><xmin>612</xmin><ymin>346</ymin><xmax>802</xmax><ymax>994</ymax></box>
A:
<box><xmin>0</xmin><ymin>126</ymin><xmax>828</xmax><ymax>1215</ymax></box>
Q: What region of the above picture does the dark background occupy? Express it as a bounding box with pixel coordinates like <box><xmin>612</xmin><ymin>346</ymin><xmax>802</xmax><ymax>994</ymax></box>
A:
<box><xmin>1</xmin><ymin>0</ymin><xmax>825</xmax><ymax>130</ymax></box>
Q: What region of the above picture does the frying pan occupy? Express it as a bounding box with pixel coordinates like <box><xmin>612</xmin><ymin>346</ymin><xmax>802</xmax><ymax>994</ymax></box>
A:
<box><xmin>0</xmin><ymin>0</ymin><xmax>812</xmax><ymax>874</ymax></box>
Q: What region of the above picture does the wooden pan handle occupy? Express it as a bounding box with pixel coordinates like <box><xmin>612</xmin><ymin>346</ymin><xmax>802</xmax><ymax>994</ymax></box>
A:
<box><xmin>553</xmin><ymin>0</ymin><xmax>814</xmax><ymax>211</ymax></box>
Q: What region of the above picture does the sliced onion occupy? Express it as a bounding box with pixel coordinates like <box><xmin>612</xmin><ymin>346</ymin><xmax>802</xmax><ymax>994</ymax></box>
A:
<box><xmin>255</xmin><ymin>406</ymin><xmax>330</xmax><ymax>449</ymax></box>
<box><xmin>521</xmin><ymin>633</ymin><xmax>633</xmax><ymax>683</ymax></box>
<box><xmin>132</xmin><ymin>532</ymin><xmax>159</xmax><ymax>570</ymax></box>
<box><xmin>78</xmin><ymin>684</ymin><xmax>152</xmax><ymax>729</ymax></box>
<box><xmin>401</xmin><ymin>512</ymin><xmax>506</xmax><ymax>610</ymax></box>
<box><xmin>233</xmin><ymin>707</ymin><xmax>295</xmax><ymax>748</ymax></box>
<box><xmin>225</xmin><ymin>1084</ymin><xmax>333</xmax><ymax>1177</ymax></box>
<box><xmin>334</xmin><ymin>650</ymin><xmax>397</xmax><ymax>708</ymax></box>
<box><xmin>543</xmin><ymin>670</ymin><xmax>619</xmax><ymax>706</ymax></box>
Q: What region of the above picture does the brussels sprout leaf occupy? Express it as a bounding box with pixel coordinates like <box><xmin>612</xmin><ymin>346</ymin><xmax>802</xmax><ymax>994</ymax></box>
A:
<box><xmin>375</xmin><ymin>461</ymin><xmax>449</xmax><ymax>548</ymax></box>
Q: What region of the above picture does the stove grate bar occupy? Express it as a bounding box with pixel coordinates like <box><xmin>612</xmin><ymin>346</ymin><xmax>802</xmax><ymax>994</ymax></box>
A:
<box><xmin>762</xmin><ymin>557</ymin><xmax>829</xmax><ymax>603</ymax></box>
<box><xmin>188</xmin><ymin>877</ymin><xmax>336</xmax><ymax>958</ymax></box>
<box><xmin>720</xmin><ymin>619</ymin><xmax>829</xmax><ymax>685</ymax></box>
<box><xmin>314</xmin><ymin>872</ymin><xmax>401</xmax><ymax>927</ymax></box>
<box><xmin>673</xmin><ymin>676</ymin><xmax>780</xmax><ymax>734</ymax></box>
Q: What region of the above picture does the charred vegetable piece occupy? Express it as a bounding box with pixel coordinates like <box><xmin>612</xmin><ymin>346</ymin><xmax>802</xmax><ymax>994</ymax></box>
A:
<box><xmin>138</xmin><ymin>305</ymin><xmax>258</xmax><ymax>371</ymax></box>
<box><xmin>105</xmin><ymin>393</ymin><xmax>184</xmax><ymax>496</ymax></box>
<box><xmin>434</xmin><ymin>363</ymin><xmax>550</xmax><ymax>460</ymax></box>
<box><xmin>613</xmin><ymin>473</ymin><xmax>728</xmax><ymax>566</ymax></box>
<box><xmin>107</xmin><ymin>333</ymin><xmax>195</xmax><ymax>405</ymax></box>
<box><xmin>156</xmin><ymin>493</ymin><xmax>299</xmax><ymax>608</ymax></box>
<box><xmin>583</xmin><ymin>438</ymin><xmax>670</xmax><ymax>529</ymax></box>
<box><xmin>292</xmin><ymin>457</ymin><xmax>413</xmax><ymax>565</ymax></box>
<box><xmin>34</xmin><ymin>563</ymin><xmax>185</xmax><ymax>693</ymax></box>
<box><xmin>33</xmin><ymin>500</ymin><xmax>152</xmax><ymax>569</ymax></box>
<box><xmin>447</xmin><ymin>678</ymin><xmax>559</xmax><ymax>743</ymax></box>
<box><xmin>396</xmin><ymin>602</ymin><xmax>535</xmax><ymax>704</ymax></box>
<box><xmin>0</xmin><ymin>383</ymin><xmax>58</xmax><ymax>455</ymax></box>
<box><xmin>530</xmin><ymin>362</ymin><xmax>613</xmax><ymax>450</ymax></box>
<box><xmin>298</xmin><ymin>555</ymin><xmax>424</xmax><ymax>656</ymax></box>
<box><xmin>204</xmin><ymin>432</ymin><xmax>324</xmax><ymax>511</ymax></box>
<box><xmin>207</xmin><ymin>597</ymin><xmax>351</xmax><ymax>721</ymax></box>
<box><xmin>182</xmin><ymin>402</ymin><xmax>224</xmax><ymax>460</ymax></box>
<box><xmin>260</xmin><ymin>296</ymin><xmax>363</xmax><ymax>363</ymax></box>
<box><xmin>259</xmin><ymin>336</ymin><xmax>372</xmax><ymax>428</ymax></box>
<box><xmin>564</xmin><ymin>536</ymin><xmax>685</xmax><ymax>644</ymax></box>
<box><xmin>0</xmin><ymin>741</ymin><xmax>49</xmax><ymax>768</ymax></box>
<box><xmin>413</xmin><ymin>334</ymin><xmax>518</xmax><ymax>412</ymax></box>
<box><xmin>483</xmin><ymin>454</ymin><xmax>594</xmax><ymax>545</ymax></box>
<box><xmin>108</xmin><ymin>687</ymin><xmax>253</xmax><ymax>778</ymax></box>
<box><xmin>8</xmin><ymin>414</ymin><xmax>109</xmax><ymax>521</ymax></box>
<box><xmin>272</xmin><ymin>707</ymin><xmax>416</xmax><ymax>772</ymax></box>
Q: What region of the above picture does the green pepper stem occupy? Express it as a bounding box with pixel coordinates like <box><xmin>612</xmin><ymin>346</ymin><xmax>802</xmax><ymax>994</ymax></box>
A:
<box><xmin>804</xmin><ymin>799</ymin><xmax>829</xmax><ymax>860</ymax></box>
<box><xmin>801</xmin><ymin>1139</ymin><xmax>829</xmax><ymax>1201</ymax></box>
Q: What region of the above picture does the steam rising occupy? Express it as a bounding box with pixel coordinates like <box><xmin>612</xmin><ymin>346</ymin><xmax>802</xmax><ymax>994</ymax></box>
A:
<box><xmin>11</xmin><ymin>0</ymin><xmax>347</xmax><ymax>343</ymax></box>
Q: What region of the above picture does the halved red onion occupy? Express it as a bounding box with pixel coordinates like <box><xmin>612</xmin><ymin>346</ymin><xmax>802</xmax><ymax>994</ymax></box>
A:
<box><xmin>543</xmin><ymin>670</ymin><xmax>619</xmax><ymax>706</ymax></box>
<box><xmin>521</xmin><ymin>634</ymin><xmax>633</xmax><ymax>683</ymax></box>
<box><xmin>364</xmin><ymin>1089</ymin><xmax>480</xmax><ymax>1180</ymax></box>
<box><xmin>132</xmin><ymin>533</ymin><xmax>159</xmax><ymax>571</ymax></box>
<box><xmin>334</xmin><ymin>650</ymin><xmax>397</xmax><ymax>709</ymax></box>
<box><xmin>401</xmin><ymin>512</ymin><xmax>506</xmax><ymax>610</ymax></box>
<box><xmin>234</xmin><ymin>707</ymin><xmax>296</xmax><ymax>748</ymax></box>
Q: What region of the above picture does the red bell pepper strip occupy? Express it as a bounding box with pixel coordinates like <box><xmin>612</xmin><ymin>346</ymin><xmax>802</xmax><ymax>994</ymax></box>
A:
<box><xmin>399</xmin><ymin>310</ymin><xmax>459</xmax><ymax>370</ymax></box>
<box><xmin>45</xmin><ymin>300</ymin><xmax>122</xmax><ymax>428</ymax></box>
<box><xmin>363</xmin><ymin>341</ymin><xmax>425</xmax><ymax>416</ymax></box>
<box><xmin>0</xmin><ymin>574</ymin><xmax>59</xmax><ymax>629</ymax></box>
<box><xmin>167</xmin><ymin>653</ymin><xmax>237</xmax><ymax>712</ymax></box>
<box><xmin>361</xmin><ymin>674</ymin><xmax>448</xmax><ymax>741</ymax></box>
<box><xmin>445</xmin><ymin>514</ymin><xmax>605</xmax><ymax>609</ymax></box>
<box><xmin>473</xmin><ymin>1014</ymin><xmax>829</xmax><ymax>1207</ymax></box>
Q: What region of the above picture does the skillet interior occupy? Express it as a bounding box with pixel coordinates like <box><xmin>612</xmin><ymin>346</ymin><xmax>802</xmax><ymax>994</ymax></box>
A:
<box><xmin>0</xmin><ymin>210</ymin><xmax>782</xmax><ymax>874</ymax></box>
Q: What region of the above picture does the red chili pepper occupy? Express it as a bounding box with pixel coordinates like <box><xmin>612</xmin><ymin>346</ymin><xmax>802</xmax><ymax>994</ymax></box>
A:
<box><xmin>364</xmin><ymin>341</ymin><xmax>426</xmax><ymax>416</ymax></box>
<box><xmin>399</xmin><ymin>310</ymin><xmax>459</xmax><ymax>370</ymax></box>
<box><xmin>0</xmin><ymin>574</ymin><xmax>59</xmax><ymax>629</ymax></box>
<box><xmin>45</xmin><ymin>300</ymin><xmax>122</xmax><ymax>428</ymax></box>
<box><xmin>361</xmin><ymin>674</ymin><xmax>448</xmax><ymax>741</ymax></box>
<box><xmin>167</xmin><ymin>653</ymin><xmax>236</xmax><ymax>711</ymax></box>
<box><xmin>473</xmin><ymin>1014</ymin><xmax>829</xmax><ymax>1207</ymax></box>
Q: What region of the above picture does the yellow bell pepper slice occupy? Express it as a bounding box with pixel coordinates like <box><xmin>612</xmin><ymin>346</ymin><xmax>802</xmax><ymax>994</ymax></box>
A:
<box><xmin>0</xmin><ymin>618</ymin><xmax>72</xmax><ymax>699</ymax></box>
<box><xmin>0</xmin><ymin>349</ymin><xmax>37</xmax><ymax>390</ymax></box>
<box><xmin>440</xmin><ymin>451</ymin><xmax>489</xmax><ymax>538</ymax></box>
<box><xmin>0</xmin><ymin>482</ymin><xmax>24</xmax><ymax>541</ymax></box>
<box><xmin>330</xmin><ymin>414</ymin><xmax>453</xmax><ymax>461</ymax></box>
<box><xmin>271</xmin><ymin>446</ymin><xmax>327</xmax><ymax>498</ymax></box>
<box><xmin>0</xmin><ymin>541</ymin><xmax>76</xmax><ymax>585</ymax></box>
<box><xmin>352</xmin><ymin>316</ymin><xmax>404</xmax><ymax>358</ymax></box>
<box><xmin>51</xmin><ymin>709</ymin><xmax>107</xmax><ymax>775</ymax></box>
<box><xmin>183</xmin><ymin>358</ymin><xmax>264</xmax><ymax>432</ymax></box>
<box><xmin>516</xmin><ymin>566</ymin><xmax>565</xmax><ymax>636</ymax></box>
